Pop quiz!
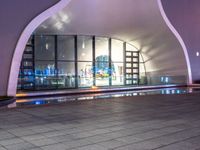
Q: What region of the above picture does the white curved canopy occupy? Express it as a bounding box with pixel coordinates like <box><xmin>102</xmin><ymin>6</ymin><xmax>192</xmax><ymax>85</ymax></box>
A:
<box><xmin>35</xmin><ymin>0</ymin><xmax>188</xmax><ymax>80</ymax></box>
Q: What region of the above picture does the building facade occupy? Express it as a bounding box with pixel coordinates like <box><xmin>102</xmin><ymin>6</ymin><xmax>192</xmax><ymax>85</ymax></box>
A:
<box><xmin>0</xmin><ymin>0</ymin><xmax>200</xmax><ymax>96</ymax></box>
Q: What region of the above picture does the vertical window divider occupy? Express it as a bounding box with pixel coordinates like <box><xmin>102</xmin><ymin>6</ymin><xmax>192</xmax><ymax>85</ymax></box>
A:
<box><xmin>138</xmin><ymin>51</ymin><xmax>140</xmax><ymax>85</ymax></box>
<box><xmin>123</xmin><ymin>42</ymin><xmax>126</xmax><ymax>85</ymax></box>
<box><xmin>92</xmin><ymin>36</ymin><xmax>96</xmax><ymax>86</ymax></box>
<box><xmin>32</xmin><ymin>35</ymin><xmax>36</xmax><ymax>90</ymax></box>
<box><xmin>20</xmin><ymin>60</ymin><xmax>24</xmax><ymax>91</ymax></box>
<box><xmin>75</xmin><ymin>35</ymin><xmax>78</xmax><ymax>88</ymax></box>
<box><xmin>55</xmin><ymin>35</ymin><xmax>58</xmax><ymax>89</ymax></box>
<box><xmin>109</xmin><ymin>38</ymin><xmax>112</xmax><ymax>86</ymax></box>
<box><xmin>21</xmin><ymin>44</ymin><xmax>25</xmax><ymax>91</ymax></box>
<box><xmin>131</xmin><ymin>52</ymin><xmax>134</xmax><ymax>85</ymax></box>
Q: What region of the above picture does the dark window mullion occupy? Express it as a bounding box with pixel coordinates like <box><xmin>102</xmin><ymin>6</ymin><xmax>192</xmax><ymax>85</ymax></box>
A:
<box><xmin>92</xmin><ymin>36</ymin><xmax>96</xmax><ymax>86</ymax></box>
<box><xmin>123</xmin><ymin>42</ymin><xmax>126</xmax><ymax>85</ymax></box>
<box><xmin>74</xmin><ymin>35</ymin><xmax>78</xmax><ymax>88</ymax></box>
<box><xmin>109</xmin><ymin>38</ymin><xmax>112</xmax><ymax>86</ymax></box>
<box><xmin>32</xmin><ymin>35</ymin><xmax>36</xmax><ymax>90</ymax></box>
<box><xmin>55</xmin><ymin>35</ymin><xmax>58</xmax><ymax>89</ymax></box>
<box><xmin>138</xmin><ymin>51</ymin><xmax>140</xmax><ymax>85</ymax></box>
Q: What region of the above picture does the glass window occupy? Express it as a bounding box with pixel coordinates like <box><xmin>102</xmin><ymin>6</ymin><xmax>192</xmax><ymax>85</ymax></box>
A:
<box><xmin>35</xmin><ymin>61</ymin><xmax>55</xmax><ymax>76</ymax></box>
<box><xmin>95</xmin><ymin>37</ymin><xmax>109</xmax><ymax>61</ymax></box>
<box><xmin>24</xmin><ymin>46</ymin><xmax>33</xmax><ymax>53</ymax></box>
<box><xmin>126</xmin><ymin>74</ymin><xmax>132</xmax><ymax>79</ymax></box>
<box><xmin>95</xmin><ymin>62</ymin><xmax>109</xmax><ymax>86</ymax></box>
<box><xmin>133</xmin><ymin>74</ymin><xmax>138</xmax><ymax>79</ymax></box>
<box><xmin>133</xmin><ymin>52</ymin><xmax>139</xmax><ymax>57</ymax></box>
<box><xmin>57</xmin><ymin>36</ymin><xmax>75</xmax><ymax>61</ymax></box>
<box><xmin>23</xmin><ymin>54</ymin><xmax>33</xmax><ymax>59</ymax></box>
<box><xmin>126</xmin><ymin>43</ymin><xmax>138</xmax><ymax>52</ymax></box>
<box><xmin>112</xmin><ymin>63</ymin><xmax>124</xmax><ymax>85</ymax></box>
<box><xmin>23</xmin><ymin>61</ymin><xmax>33</xmax><ymax>67</ymax></box>
<box><xmin>35</xmin><ymin>36</ymin><xmax>55</xmax><ymax>60</ymax></box>
<box><xmin>133</xmin><ymin>58</ymin><xmax>139</xmax><ymax>62</ymax></box>
<box><xmin>24</xmin><ymin>69</ymin><xmax>34</xmax><ymax>76</ymax></box>
<box><xmin>139</xmin><ymin>53</ymin><xmax>143</xmax><ymax>63</ymax></box>
<box><xmin>140</xmin><ymin>62</ymin><xmax>146</xmax><ymax>85</ymax></box>
<box><xmin>133</xmin><ymin>69</ymin><xmax>139</xmax><ymax>73</ymax></box>
<box><xmin>133</xmin><ymin>64</ymin><xmax>138</xmax><ymax>68</ymax></box>
<box><xmin>126</xmin><ymin>63</ymin><xmax>132</xmax><ymax>67</ymax></box>
<box><xmin>27</xmin><ymin>37</ymin><xmax>33</xmax><ymax>45</ymax></box>
<box><xmin>78</xmin><ymin>62</ymin><xmax>93</xmax><ymax>87</ymax></box>
<box><xmin>35</xmin><ymin>61</ymin><xmax>56</xmax><ymax>89</ymax></box>
<box><xmin>18</xmin><ymin>35</ymin><xmax>145</xmax><ymax>91</ymax></box>
<box><xmin>21</xmin><ymin>78</ymin><xmax>34</xmax><ymax>90</ymax></box>
<box><xmin>126</xmin><ymin>52</ymin><xmax>131</xmax><ymax>56</ymax></box>
<box><xmin>96</xmin><ymin>55</ymin><xmax>109</xmax><ymax>62</ymax></box>
<box><xmin>111</xmin><ymin>39</ymin><xmax>124</xmax><ymax>62</ymax></box>
<box><xmin>57</xmin><ymin>62</ymin><xmax>75</xmax><ymax>88</ymax></box>
<box><xmin>126</xmin><ymin>80</ymin><xmax>132</xmax><ymax>85</ymax></box>
<box><xmin>78</xmin><ymin>36</ymin><xmax>92</xmax><ymax>61</ymax></box>
<box><xmin>126</xmin><ymin>58</ymin><xmax>131</xmax><ymax>62</ymax></box>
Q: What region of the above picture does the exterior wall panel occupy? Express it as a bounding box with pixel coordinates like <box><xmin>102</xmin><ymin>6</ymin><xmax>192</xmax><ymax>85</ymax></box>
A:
<box><xmin>161</xmin><ymin>0</ymin><xmax>200</xmax><ymax>83</ymax></box>
<box><xmin>0</xmin><ymin>0</ymin><xmax>60</xmax><ymax>95</ymax></box>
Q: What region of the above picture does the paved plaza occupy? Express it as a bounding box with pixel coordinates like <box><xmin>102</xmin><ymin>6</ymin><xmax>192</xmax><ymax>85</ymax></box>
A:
<box><xmin>1</xmin><ymin>93</ymin><xmax>200</xmax><ymax>150</ymax></box>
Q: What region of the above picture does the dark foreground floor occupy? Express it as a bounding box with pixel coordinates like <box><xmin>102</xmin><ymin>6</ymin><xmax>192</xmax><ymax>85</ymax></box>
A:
<box><xmin>1</xmin><ymin>93</ymin><xmax>200</xmax><ymax>150</ymax></box>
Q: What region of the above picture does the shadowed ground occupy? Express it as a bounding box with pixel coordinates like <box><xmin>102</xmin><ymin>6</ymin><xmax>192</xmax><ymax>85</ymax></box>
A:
<box><xmin>0</xmin><ymin>93</ymin><xmax>200</xmax><ymax>150</ymax></box>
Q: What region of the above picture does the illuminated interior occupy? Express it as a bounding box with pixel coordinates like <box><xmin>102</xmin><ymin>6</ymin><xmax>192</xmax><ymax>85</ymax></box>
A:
<box><xmin>17</xmin><ymin>35</ymin><xmax>147</xmax><ymax>91</ymax></box>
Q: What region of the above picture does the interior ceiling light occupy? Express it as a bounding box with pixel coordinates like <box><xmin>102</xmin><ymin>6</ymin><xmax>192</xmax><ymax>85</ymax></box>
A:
<box><xmin>45</xmin><ymin>44</ymin><xmax>49</xmax><ymax>50</ymax></box>
<box><xmin>41</xmin><ymin>25</ymin><xmax>47</xmax><ymax>29</ymax></box>
<box><xmin>196</xmin><ymin>52</ymin><xmax>199</xmax><ymax>57</ymax></box>
<box><xmin>61</xmin><ymin>15</ymin><xmax>70</xmax><ymax>23</ymax></box>
<box><xmin>54</xmin><ymin>22</ymin><xmax>63</xmax><ymax>30</ymax></box>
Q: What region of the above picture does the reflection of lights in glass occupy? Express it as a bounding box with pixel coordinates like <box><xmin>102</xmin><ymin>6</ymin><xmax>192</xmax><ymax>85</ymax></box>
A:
<box><xmin>196</xmin><ymin>52</ymin><xmax>199</xmax><ymax>57</ymax></box>
<box><xmin>171</xmin><ymin>90</ymin><xmax>175</xmax><ymax>94</ymax></box>
<box><xmin>166</xmin><ymin>90</ymin><xmax>170</xmax><ymax>94</ymax></box>
<box><xmin>161</xmin><ymin>90</ymin><xmax>165</xmax><ymax>94</ymax></box>
<box><xmin>45</xmin><ymin>44</ymin><xmax>49</xmax><ymax>50</ymax></box>
<box><xmin>176</xmin><ymin>90</ymin><xmax>180</xmax><ymax>94</ymax></box>
<box><xmin>81</xmin><ymin>53</ymin><xmax>86</xmax><ymax>56</ymax></box>
<box><xmin>165</xmin><ymin>77</ymin><xmax>169</xmax><ymax>83</ymax></box>
<box><xmin>189</xmin><ymin>88</ymin><xmax>193</xmax><ymax>93</ymax></box>
<box><xmin>91</xmin><ymin>86</ymin><xmax>98</xmax><ymax>89</ymax></box>
<box><xmin>82</xmin><ymin>39</ymin><xmax>85</xmax><ymax>49</ymax></box>
<box><xmin>161</xmin><ymin>77</ymin><xmax>164</xmax><ymax>82</ymax></box>
<box><xmin>35</xmin><ymin>101</ymin><xmax>42</xmax><ymax>105</ymax></box>
<box><xmin>133</xmin><ymin>80</ymin><xmax>137</xmax><ymax>84</ymax></box>
<box><xmin>28</xmin><ymin>71</ymin><xmax>32</xmax><ymax>75</ymax></box>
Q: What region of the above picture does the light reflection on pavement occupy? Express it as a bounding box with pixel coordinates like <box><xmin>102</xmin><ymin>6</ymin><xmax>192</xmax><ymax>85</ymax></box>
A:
<box><xmin>9</xmin><ymin>87</ymin><xmax>200</xmax><ymax>108</ymax></box>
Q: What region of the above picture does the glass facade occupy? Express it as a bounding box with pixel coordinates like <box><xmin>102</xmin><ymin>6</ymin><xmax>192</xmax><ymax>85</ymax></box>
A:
<box><xmin>17</xmin><ymin>35</ymin><xmax>146</xmax><ymax>91</ymax></box>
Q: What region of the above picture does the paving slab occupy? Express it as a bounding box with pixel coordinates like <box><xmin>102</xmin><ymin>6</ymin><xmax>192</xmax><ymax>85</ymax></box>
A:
<box><xmin>1</xmin><ymin>93</ymin><xmax>200</xmax><ymax>149</ymax></box>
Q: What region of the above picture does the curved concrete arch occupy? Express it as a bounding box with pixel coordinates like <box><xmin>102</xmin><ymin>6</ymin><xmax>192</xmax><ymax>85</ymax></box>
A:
<box><xmin>157</xmin><ymin>0</ymin><xmax>192</xmax><ymax>84</ymax></box>
<box><xmin>7</xmin><ymin>0</ymin><xmax>72</xmax><ymax>96</ymax></box>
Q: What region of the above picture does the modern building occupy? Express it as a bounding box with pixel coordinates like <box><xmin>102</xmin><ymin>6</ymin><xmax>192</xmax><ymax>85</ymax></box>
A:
<box><xmin>0</xmin><ymin>0</ymin><xmax>200</xmax><ymax>96</ymax></box>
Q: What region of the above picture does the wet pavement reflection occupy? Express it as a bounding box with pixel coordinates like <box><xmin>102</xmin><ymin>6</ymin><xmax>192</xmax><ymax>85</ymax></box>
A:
<box><xmin>9</xmin><ymin>87</ymin><xmax>200</xmax><ymax>108</ymax></box>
